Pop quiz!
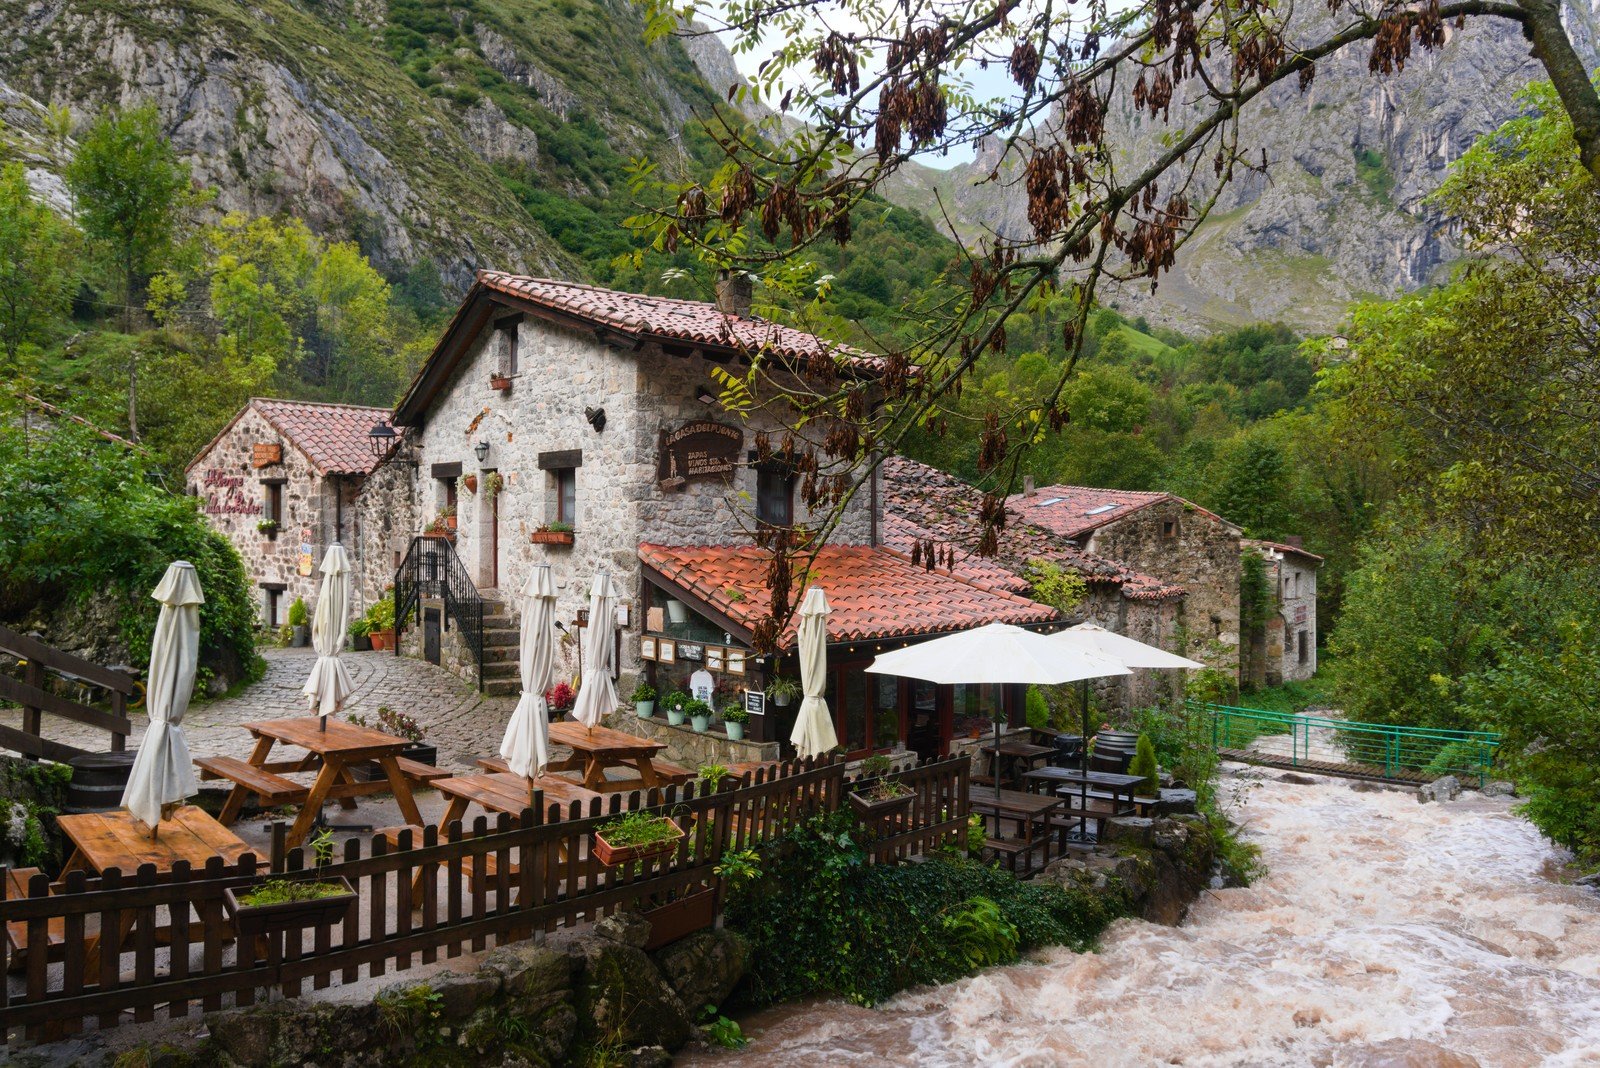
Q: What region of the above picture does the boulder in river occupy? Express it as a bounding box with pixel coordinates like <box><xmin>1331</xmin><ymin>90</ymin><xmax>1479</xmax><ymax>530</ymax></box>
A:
<box><xmin>1418</xmin><ymin>776</ymin><xmax>1462</xmax><ymax>803</ymax></box>
<box><xmin>1482</xmin><ymin>780</ymin><xmax>1516</xmax><ymax>798</ymax></box>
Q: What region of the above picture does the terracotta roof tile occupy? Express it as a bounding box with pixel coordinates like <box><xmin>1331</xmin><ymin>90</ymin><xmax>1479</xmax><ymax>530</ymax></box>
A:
<box><xmin>883</xmin><ymin>456</ymin><xmax>1186</xmax><ymax>603</ymax></box>
<box><xmin>1008</xmin><ymin>482</ymin><xmax>1235</xmax><ymax>540</ymax></box>
<box><xmin>250</xmin><ymin>398</ymin><xmax>397</xmax><ymax>476</ymax></box>
<box><xmin>477</xmin><ymin>272</ymin><xmax>884</xmax><ymax>372</ymax></box>
<box><xmin>639</xmin><ymin>542</ymin><xmax>1058</xmax><ymax>647</ymax></box>
<box><xmin>1244</xmin><ymin>538</ymin><xmax>1324</xmax><ymax>564</ymax></box>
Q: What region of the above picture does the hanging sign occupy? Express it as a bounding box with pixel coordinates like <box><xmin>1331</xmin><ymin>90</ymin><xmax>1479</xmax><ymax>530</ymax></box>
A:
<box><xmin>744</xmin><ymin>690</ymin><xmax>766</xmax><ymax>717</ymax></box>
<box><xmin>297</xmin><ymin>532</ymin><xmax>315</xmax><ymax>577</ymax></box>
<box><xmin>656</xmin><ymin>420</ymin><xmax>742</xmax><ymax>490</ymax></box>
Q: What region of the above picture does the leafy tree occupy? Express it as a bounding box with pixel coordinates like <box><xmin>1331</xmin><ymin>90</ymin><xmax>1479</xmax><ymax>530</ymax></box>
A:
<box><xmin>1212</xmin><ymin>437</ymin><xmax>1292</xmax><ymax>539</ymax></box>
<box><xmin>0</xmin><ymin>165</ymin><xmax>78</xmax><ymax>367</ymax></box>
<box><xmin>65</xmin><ymin>104</ymin><xmax>199</xmax><ymax>438</ymax></box>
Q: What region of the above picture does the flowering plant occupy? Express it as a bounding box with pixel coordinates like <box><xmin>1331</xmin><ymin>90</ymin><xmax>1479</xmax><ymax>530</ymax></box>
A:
<box><xmin>545</xmin><ymin>681</ymin><xmax>576</xmax><ymax>712</ymax></box>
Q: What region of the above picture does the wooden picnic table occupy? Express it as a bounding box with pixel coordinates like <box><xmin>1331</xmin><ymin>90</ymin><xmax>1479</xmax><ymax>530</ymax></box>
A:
<box><xmin>544</xmin><ymin>720</ymin><xmax>686</xmax><ymax>793</ymax></box>
<box><xmin>968</xmin><ymin>787</ymin><xmax>1063</xmax><ymax>870</ymax></box>
<box><xmin>204</xmin><ymin>717</ymin><xmax>427</xmax><ymax>850</ymax></box>
<box><xmin>53</xmin><ymin>806</ymin><xmax>250</xmax><ymax>981</ymax></box>
<box><xmin>1025</xmin><ymin>767</ymin><xmax>1146</xmax><ymax>841</ymax></box>
<box><xmin>979</xmin><ymin>740</ymin><xmax>1056</xmax><ymax>789</ymax></box>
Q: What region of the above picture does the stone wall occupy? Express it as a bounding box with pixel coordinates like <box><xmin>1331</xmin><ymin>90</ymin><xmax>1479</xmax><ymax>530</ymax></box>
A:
<box><xmin>612</xmin><ymin>709</ymin><xmax>781</xmax><ymax>768</ymax></box>
<box><xmin>1256</xmin><ymin>548</ymin><xmax>1318</xmax><ymax>684</ymax></box>
<box><xmin>1071</xmin><ymin>584</ymin><xmax>1186</xmax><ymax>713</ymax></box>
<box><xmin>1086</xmin><ymin>500</ymin><xmax>1241</xmax><ymax>674</ymax></box>
<box><xmin>188</xmin><ymin>406</ymin><xmax>358</xmax><ymax>626</ymax></box>
<box><xmin>349</xmin><ymin>448</ymin><xmax>420</xmax><ymax>617</ymax></box>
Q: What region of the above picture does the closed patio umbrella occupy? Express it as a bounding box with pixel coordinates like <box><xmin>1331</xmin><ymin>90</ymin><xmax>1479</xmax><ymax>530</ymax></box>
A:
<box><xmin>500</xmin><ymin>563</ymin><xmax>556</xmax><ymax>780</ymax></box>
<box><xmin>1052</xmin><ymin>623</ymin><xmax>1204</xmax><ymax>754</ymax></box>
<box><xmin>789</xmin><ymin>586</ymin><xmax>838</xmax><ymax>760</ymax></box>
<box><xmin>302</xmin><ymin>544</ymin><xmax>354</xmax><ymax>726</ymax></box>
<box><xmin>570</xmin><ymin>571</ymin><xmax>619</xmax><ymax>730</ymax></box>
<box><xmin>866</xmin><ymin>623</ymin><xmax>1128</xmax><ymax>795</ymax></box>
<box><xmin>121</xmin><ymin>561</ymin><xmax>204</xmax><ymax>836</ymax></box>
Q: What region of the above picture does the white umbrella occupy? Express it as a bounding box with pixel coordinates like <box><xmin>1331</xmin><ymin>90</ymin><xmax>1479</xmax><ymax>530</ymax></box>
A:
<box><xmin>500</xmin><ymin>564</ymin><xmax>556</xmax><ymax>780</ymax></box>
<box><xmin>866</xmin><ymin>623</ymin><xmax>1129</xmax><ymax>796</ymax></box>
<box><xmin>1052</xmin><ymin>622</ymin><xmax>1203</xmax><ymax>748</ymax></box>
<box><xmin>570</xmin><ymin>571</ymin><xmax>619</xmax><ymax>730</ymax></box>
<box><xmin>789</xmin><ymin>586</ymin><xmax>838</xmax><ymax>760</ymax></box>
<box><xmin>121</xmin><ymin>561</ymin><xmax>204</xmax><ymax>836</ymax></box>
<box><xmin>302</xmin><ymin>544</ymin><xmax>354</xmax><ymax>726</ymax></box>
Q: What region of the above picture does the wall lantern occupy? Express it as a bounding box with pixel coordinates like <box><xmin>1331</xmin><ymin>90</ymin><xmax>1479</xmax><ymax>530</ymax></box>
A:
<box><xmin>694</xmin><ymin>386</ymin><xmax>715</xmax><ymax>405</ymax></box>
<box><xmin>368</xmin><ymin>419</ymin><xmax>398</xmax><ymax>460</ymax></box>
<box><xmin>585</xmin><ymin>406</ymin><xmax>607</xmax><ymax>433</ymax></box>
<box><xmin>474</xmin><ymin>438</ymin><xmax>491</xmax><ymax>464</ymax></box>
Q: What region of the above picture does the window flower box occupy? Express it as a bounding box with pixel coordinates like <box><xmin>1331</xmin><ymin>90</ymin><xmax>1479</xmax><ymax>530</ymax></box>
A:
<box><xmin>641</xmin><ymin>887</ymin><xmax>716</xmax><ymax>950</ymax></box>
<box><xmin>592</xmin><ymin>815</ymin><xmax>684</xmax><ymax>867</ymax></box>
<box><xmin>490</xmin><ymin>373</ymin><xmax>513</xmax><ymax>392</ymax></box>
<box><xmin>224</xmin><ymin>876</ymin><xmax>355</xmax><ymax>937</ymax></box>
<box><xmin>530</xmin><ymin>528</ymin><xmax>575</xmax><ymax>546</ymax></box>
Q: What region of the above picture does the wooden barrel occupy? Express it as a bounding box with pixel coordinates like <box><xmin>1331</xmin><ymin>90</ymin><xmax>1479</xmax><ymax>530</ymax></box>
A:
<box><xmin>65</xmin><ymin>751</ymin><xmax>138</xmax><ymax>813</ymax></box>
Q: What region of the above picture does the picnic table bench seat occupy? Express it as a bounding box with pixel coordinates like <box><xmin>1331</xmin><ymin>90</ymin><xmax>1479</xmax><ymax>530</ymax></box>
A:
<box><xmin>982</xmin><ymin>837</ymin><xmax>1033</xmax><ymax>873</ymax></box>
<box><xmin>645</xmin><ymin>760</ymin><xmax>696</xmax><ymax>786</ymax></box>
<box><xmin>393</xmin><ymin>756</ymin><xmax>451</xmax><ymax>784</ymax></box>
<box><xmin>194</xmin><ymin>755</ymin><xmax>309</xmax><ymax>805</ymax></box>
<box><xmin>4</xmin><ymin>867</ymin><xmax>65</xmax><ymax>969</ymax></box>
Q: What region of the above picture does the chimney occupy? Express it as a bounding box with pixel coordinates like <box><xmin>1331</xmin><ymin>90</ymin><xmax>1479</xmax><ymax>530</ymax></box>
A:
<box><xmin>1284</xmin><ymin>534</ymin><xmax>1303</xmax><ymax>549</ymax></box>
<box><xmin>714</xmin><ymin>269</ymin><xmax>753</xmax><ymax>318</ymax></box>
<box><xmin>1023</xmin><ymin>475</ymin><xmax>1037</xmax><ymax>497</ymax></box>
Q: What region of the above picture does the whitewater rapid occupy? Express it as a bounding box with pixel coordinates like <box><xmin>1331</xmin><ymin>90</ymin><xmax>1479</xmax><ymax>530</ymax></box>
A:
<box><xmin>686</xmin><ymin>768</ymin><xmax>1600</xmax><ymax>1066</ymax></box>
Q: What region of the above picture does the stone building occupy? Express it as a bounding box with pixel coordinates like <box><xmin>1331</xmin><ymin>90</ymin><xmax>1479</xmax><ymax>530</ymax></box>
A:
<box><xmin>1008</xmin><ymin>483</ymin><xmax>1245</xmax><ymax>674</ymax></box>
<box><xmin>1244</xmin><ymin>539</ymin><xmax>1322</xmax><ymax>685</ymax></box>
<box><xmin>382</xmin><ymin>271</ymin><xmax>1057</xmax><ymax>761</ymax></box>
<box><xmin>187</xmin><ymin>398</ymin><xmax>399</xmax><ymax>627</ymax></box>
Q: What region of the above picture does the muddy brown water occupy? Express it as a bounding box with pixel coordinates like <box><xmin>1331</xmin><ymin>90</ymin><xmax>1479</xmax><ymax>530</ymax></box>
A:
<box><xmin>683</xmin><ymin>769</ymin><xmax>1600</xmax><ymax>1066</ymax></box>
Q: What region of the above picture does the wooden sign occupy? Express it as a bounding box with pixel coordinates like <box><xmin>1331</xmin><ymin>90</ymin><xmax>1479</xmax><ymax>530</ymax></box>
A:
<box><xmin>640</xmin><ymin>637</ymin><xmax>657</xmax><ymax>661</ymax></box>
<box><xmin>657</xmin><ymin>640</ymin><xmax>676</xmax><ymax>665</ymax></box>
<box><xmin>744</xmin><ymin>690</ymin><xmax>766</xmax><ymax>717</ymax></box>
<box><xmin>657</xmin><ymin>420</ymin><xmax>743</xmax><ymax>490</ymax></box>
<box><xmin>726</xmin><ymin>649</ymin><xmax>746</xmax><ymax>675</ymax></box>
<box><xmin>678</xmin><ymin>642</ymin><xmax>705</xmax><ymax>662</ymax></box>
<box><xmin>252</xmin><ymin>442</ymin><xmax>282</xmax><ymax>468</ymax></box>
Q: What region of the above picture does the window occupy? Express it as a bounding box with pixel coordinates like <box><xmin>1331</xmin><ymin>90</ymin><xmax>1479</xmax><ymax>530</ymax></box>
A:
<box><xmin>555</xmin><ymin>468</ymin><xmax>577</xmax><ymax>525</ymax></box>
<box><xmin>756</xmin><ymin>466</ymin><xmax>794</xmax><ymax>526</ymax></box>
<box><xmin>496</xmin><ymin>319</ymin><xmax>520</xmax><ymax>376</ymax></box>
<box><xmin>261</xmin><ymin>480</ymin><xmax>284</xmax><ymax>539</ymax></box>
<box><xmin>1297</xmin><ymin>631</ymin><xmax>1309</xmax><ymax>665</ymax></box>
<box><xmin>1161</xmin><ymin>519</ymin><xmax>1177</xmax><ymax>539</ymax></box>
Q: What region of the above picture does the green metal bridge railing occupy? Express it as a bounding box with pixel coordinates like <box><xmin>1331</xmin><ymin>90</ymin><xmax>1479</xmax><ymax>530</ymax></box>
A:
<box><xmin>1190</xmin><ymin>701</ymin><xmax>1500</xmax><ymax>787</ymax></box>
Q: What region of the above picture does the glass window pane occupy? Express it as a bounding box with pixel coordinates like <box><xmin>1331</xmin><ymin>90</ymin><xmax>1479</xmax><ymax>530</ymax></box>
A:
<box><xmin>873</xmin><ymin>675</ymin><xmax>899</xmax><ymax>751</ymax></box>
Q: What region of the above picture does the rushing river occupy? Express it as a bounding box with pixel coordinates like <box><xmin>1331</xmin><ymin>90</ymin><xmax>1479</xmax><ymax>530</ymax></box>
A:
<box><xmin>684</xmin><ymin>767</ymin><xmax>1600</xmax><ymax>1067</ymax></box>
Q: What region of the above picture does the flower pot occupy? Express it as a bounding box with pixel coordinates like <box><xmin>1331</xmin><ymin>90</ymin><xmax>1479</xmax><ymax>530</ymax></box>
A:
<box><xmin>490</xmin><ymin>374</ymin><xmax>513</xmax><ymax>391</ymax></box>
<box><xmin>291</xmin><ymin>625</ymin><xmax>310</xmax><ymax>647</ymax></box>
<box><xmin>667</xmin><ymin>708</ymin><xmax>686</xmax><ymax>726</ymax></box>
<box><xmin>771</xmin><ymin>692</ymin><xmax>792</xmax><ymax>708</ymax></box>
<box><xmin>635</xmin><ymin>701</ymin><xmax>655</xmax><ymax>719</ymax></box>
<box><xmin>350</xmin><ymin>634</ymin><xmax>372</xmax><ymax>652</ymax></box>
<box><xmin>641</xmin><ymin>887</ymin><xmax>716</xmax><ymax>951</ymax></box>
<box><xmin>463</xmin><ymin>474</ymin><xmax>478</xmax><ymax>493</ymax></box>
<box><xmin>690</xmin><ymin>714</ymin><xmax>710</xmax><ymax>733</ymax></box>
<box><xmin>530</xmin><ymin>530</ymin><xmax>575</xmax><ymax>545</ymax></box>
<box><xmin>592</xmin><ymin>818</ymin><xmax>685</xmax><ymax>867</ymax></box>
<box><xmin>847</xmin><ymin>790</ymin><xmax>916</xmax><ymax>823</ymax></box>
<box><xmin>351</xmin><ymin>743</ymin><xmax>437</xmax><ymax>782</ymax></box>
<box><xmin>370</xmin><ymin>629</ymin><xmax>394</xmax><ymax>651</ymax></box>
<box><xmin>725</xmin><ymin>722</ymin><xmax>745</xmax><ymax>741</ymax></box>
<box><xmin>444</xmin><ymin>515</ymin><xmax>457</xmax><ymax>531</ymax></box>
<box><xmin>225</xmin><ymin>876</ymin><xmax>356</xmax><ymax>937</ymax></box>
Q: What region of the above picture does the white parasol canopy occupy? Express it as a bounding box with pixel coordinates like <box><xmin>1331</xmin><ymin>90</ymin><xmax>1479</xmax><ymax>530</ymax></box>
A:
<box><xmin>570</xmin><ymin>571</ymin><xmax>619</xmax><ymax>729</ymax></box>
<box><xmin>302</xmin><ymin>544</ymin><xmax>355</xmax><ymax>720</ymax></box>
<box><xmin>1052</xmin><ymin>622</ymin><xmax>1205</xmax><ymax>670</ymax></box>
<box><xmin>789</xmin><ymin>586</ymin><xmax>838</xmax><ymax>759</ymax></box>
<box><xmin>865</xmin><ymin>623</ymin><xmax>1131</xmax><ymax>686</ymax></box>
<box><xmin>500</xmin><ymin>564</ymin><xmax>557</xmax><ymax>779</ymax></box>
<box><xmin>121</xmin><ymin>561</ymin><xmax>204</xmax><ymax>832</ymax></box>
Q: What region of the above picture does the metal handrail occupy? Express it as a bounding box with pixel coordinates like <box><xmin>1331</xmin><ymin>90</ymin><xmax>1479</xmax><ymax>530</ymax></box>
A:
<box><xmin>1192</xmin><ymin>700</ymin><xmax>1501</xmax><ymax>786</ymax></box>
<box><xmin>394</xmin><ymin>536</ymin><xmax>486</xmax><ymax>691</ymax></box>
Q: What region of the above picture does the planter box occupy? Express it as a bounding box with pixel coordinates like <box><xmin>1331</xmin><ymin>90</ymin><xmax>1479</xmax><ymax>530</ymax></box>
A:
<box><xmin>490</xmin><ymin>374</ymin><xmax>513</xmax><ymax>391</ymax></box>
<box><xmin>290</xmin><ymin>625</ymin><xmax>310</xmax><ymax>648</ymax></box>
<box><xmin>350</xmin><ymin>634</ymin><xmax>372</xmax><ymax>652</ymax></box>
<box><xmin>641</xmin><ymin>888</ymin><xmax>716</xmax><ymax>951</ymax></box>
<box><xmin>592</xmin><ymin>818</ymin><xmax>684</xmax><ymax>867</ymax></box>
<box><xmin>848</xmin><ymin>790</ymin><xmax>916</xmax><ymax>823</ymax></box>
<box><xmin>351</xmin><ymin>743</ymin><xmax>437</xmax><ymax>782</ymax></box>
<box><xmin>225</xmin><ymin>876</ymin><xmax>355</xmax><ymax>937</ymax></box>
<box><xmin>530</xmin><ymin>530</ymin><xmax>575</xmax><ymax>546</ymax></box>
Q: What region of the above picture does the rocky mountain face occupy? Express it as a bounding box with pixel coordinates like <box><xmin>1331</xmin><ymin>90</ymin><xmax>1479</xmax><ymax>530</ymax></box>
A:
<box><xmin>890</xmin><ymin>5</ymin><xmax>1600</xmax><ymax>332</ymax></box>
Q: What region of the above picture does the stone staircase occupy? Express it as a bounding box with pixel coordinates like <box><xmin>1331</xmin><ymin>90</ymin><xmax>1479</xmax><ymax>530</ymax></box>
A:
<box><xmin>478</xmin><ymin>593</ymin><xmax>521</xmax><ymax>697</ymax></box>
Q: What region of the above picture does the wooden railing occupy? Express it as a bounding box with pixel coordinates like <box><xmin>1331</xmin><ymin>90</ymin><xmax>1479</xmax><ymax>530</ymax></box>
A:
<box><xmin>0</xmin><ymin>625</ymin><xmax>135</xmax><ymax>761</ymax></box>
<box><xmin>0</xmin><ymin>755</ymin><xmax>969</xmax><ymax>1042</ymax></box>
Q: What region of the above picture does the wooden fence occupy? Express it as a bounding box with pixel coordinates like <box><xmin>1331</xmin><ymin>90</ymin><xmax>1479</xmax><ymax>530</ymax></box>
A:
<box><xmin>1</xmin><ymin>755</ymin><xmax>969</xmax><ymax>1043</ymax></box>
<box><xmin>0</xmin><ymin>625</ymin><xmax>135</xmax><ymax>761</ymax></box>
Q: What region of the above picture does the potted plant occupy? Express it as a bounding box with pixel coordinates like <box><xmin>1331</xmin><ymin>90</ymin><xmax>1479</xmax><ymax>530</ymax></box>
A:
<box><xmin>225</xmin><ymin>829</ymin><xmax>354</xmax><ymax>937</ymax></box>
<box><xmin>767</xmin><ymin>676</ymin><xmax>801</xmax><ymax>708</ymax></box>
<box><xmin>347</xmin><ymin>707</ymin><xmax>436</xmax><ymax>780</ymax></box>
<box><xmin>660</xmin><ymin>689</ymin><xmax>687</xmax><ymax>726</ymax></box>
<box><xmin>632</xmin><ymin>681</ymin><xmax>657</xmax><ymax>719</ymax></box>
<box><xmin>462</xmin><ymin>474</ymin><xmax>478</xmax><ymax>494</ymax></box>
<box><xmin>685</xmin><ymin>698</ymin><xmax>712</xmax><ymax>733</ymax></box>
<box><xmin>848</xmin><ymin>754</ymin><xmax>915</xmax><ymax>822</ymax></box>
<box><xmin>722</xmin><ymin>703</ymin><xmax>750</xmax><ymax>741</ymax></box>
<box><xmin>592</xmin><ymin>811</ymin><xmax>685</xmax><ymax>867</ymax></box>
<box><xmin>545</xmin><ymin>681</ymin><xmax>576</xmax><ymax>718</ymax></box>
<box><xmin>483</xmin><ymin>471</ymin><xmax>504</xmax><ymax>495</ymax></box>
<box><xmin>490</xmin><ymin>372</ymin><xmax>513</xmax><ymax>391</ymax></box>
<box><xmin>530</xmin><ymin>520</ymin><xmax>575</xmax><ymax>546</ymax></box>
<box><xmin>366</xmin><ymin>591</ymin><xmax>397</xmax><ymax>651</ymax></box>
<box><xmin>348</xmin><ymin>617</ymin><xmax>372</xmax><ymax>652</ymax></box>
<box><xmin>287</xmin><ymin>597</ymin><xmax>311</xmax><ymax>647</ymax></box>
<box><xmin>256</xmin><ymin>518</ymin><xmax>279</xmax><ymax>538</ymax></box>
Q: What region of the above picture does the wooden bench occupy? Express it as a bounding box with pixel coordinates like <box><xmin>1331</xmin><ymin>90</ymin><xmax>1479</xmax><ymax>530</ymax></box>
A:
<box><xmin>394</xmin><ymin>756</ymin><xmax>451</xmax><ymax>785</ymax></box>
<box><xmin>194</xmin><ymin>755</ymin><xmax>309</xmax><ymax>805</ymax></box>
<box><xmin>646</xmin><ymin>760</ymin><xmax>696</xmax><ymax>786</ymax></box>
<box><xmin>982</xmin><ymin>837</ymin><xmax>1031</xmax><ymax>873</ymax></box>
<box><xmin>4</xmin><ymin>867</ymin><xmax>65</xmax><ymax>970</ymax></box>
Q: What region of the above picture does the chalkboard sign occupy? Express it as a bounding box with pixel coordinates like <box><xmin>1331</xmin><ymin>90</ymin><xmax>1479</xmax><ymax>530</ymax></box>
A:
<box><xmin>744</xmin><ymin>690</ymin><xmax>766</xmax><ymax>717</ymax></box>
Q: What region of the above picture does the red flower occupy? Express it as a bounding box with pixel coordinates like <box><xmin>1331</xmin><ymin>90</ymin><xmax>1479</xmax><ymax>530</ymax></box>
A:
<box><xmin>545</xmin><ymin>681</ymin><xmax>576</xmax><ymax>712</ymax></box>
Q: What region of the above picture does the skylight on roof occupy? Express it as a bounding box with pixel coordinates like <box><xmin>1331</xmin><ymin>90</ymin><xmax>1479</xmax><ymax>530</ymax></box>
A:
<box><xmin>1037</xmin><ymin>497</ymin><xmax>1065</xmax><ymax>506</ymax></box>
<box><xmin>1084</xmin><ymin>504</ymin><xmax>1119</xmax><ymax>516</ymax></box>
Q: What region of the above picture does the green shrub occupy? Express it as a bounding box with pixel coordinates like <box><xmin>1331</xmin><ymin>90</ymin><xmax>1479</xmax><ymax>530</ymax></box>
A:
<box><xmin>1025</xmin><ymin>685</ymin><xmax>1050</xmax><ymax>730</ymax></box>
<box><xmin>287</xmin><ymin>597</ymin><xmax>309</xmax><ymax>627</ymax></box>
<box><xmin>1128</xmin><ymin>733</ymin><xmax>1159</xmax><ymax>795</ymax></box>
